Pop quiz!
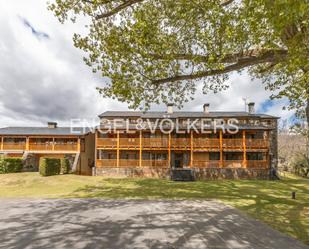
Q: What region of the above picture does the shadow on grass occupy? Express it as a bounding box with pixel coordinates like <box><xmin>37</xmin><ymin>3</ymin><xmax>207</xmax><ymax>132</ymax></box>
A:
<box><xmin>67</xmin><ymin>177</ymin><xmax>309</xmax><ymax>244</ymax></box>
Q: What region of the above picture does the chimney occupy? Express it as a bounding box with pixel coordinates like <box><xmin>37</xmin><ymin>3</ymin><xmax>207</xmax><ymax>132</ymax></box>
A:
<box><xmin>167</xmin><ymin>103</ymin><xmax>174</xmax><ymax>114</ymax></box>
<box><xmin>48</xmin><ymin>122</ymin><xmax>57</xmax><ymax>128</ymax></box>
<box><xmin>203</xmin><ymin>103</ymin><xmax>210</xmax><ymax>114</ymax></box>
<box><xmin>248</xmin><ymin>102</ymin><xmax>255</xmax><ymax>114</ymax></box>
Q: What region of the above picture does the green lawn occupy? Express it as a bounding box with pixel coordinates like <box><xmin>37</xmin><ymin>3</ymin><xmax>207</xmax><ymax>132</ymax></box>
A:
<box><xmin>0</xmin><ymin>172</ymin><xmax>308</xmax><ymax>244</ymax></box>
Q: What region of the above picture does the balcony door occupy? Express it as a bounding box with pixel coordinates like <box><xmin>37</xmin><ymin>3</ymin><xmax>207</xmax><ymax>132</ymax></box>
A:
<box><xmin>174</xmin><ymin>153</ymin><xmax>184</xmax><ymax>168</ymax></box>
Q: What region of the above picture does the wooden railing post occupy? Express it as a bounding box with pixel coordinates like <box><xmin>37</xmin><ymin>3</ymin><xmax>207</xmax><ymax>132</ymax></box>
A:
<box><xmin>26</xmin><ymin>137</ymin><xmax>29</xmax><ymax>151</ymax></box>
<box><xmin>116</xmin><ymin>131</ymin><xmax>120</xmax><ymax>167</ymax></box>
<box><xmin>0</xmin><ymin>137</ymin><xmax>3</xmax><ymax>150</ymax></box>
<box><xmin>168</xmin><ymin>132</ymin><xmax>171</xmax><ymax>168</ymax></box>
<box><xmin>243</xmin><ymin>130</ymin><xmax>247</xmax><ymax>168</ymax></box>
<box><xmin>52</xmin><ymin>137</ymin><xmax>55</xmax><ymax>151</ymax></box>
<box><xmin>190</xmin><ymin>130</ymin><xmax>193</xmax><ymax>167</ymax></box>
<box><xmin>139</xmin><ymin>130</ymin><xmax>142</xmax><ymax>167</ymax></box>
<box><xmin>77</xmin><ymin>138</ymin><xmax>81</xmax><ymax>152</ymax></box>
<box><xmin>219</xmin><ymin>130</ymin><xmax>223</xmax><ymax>167</ymax></box>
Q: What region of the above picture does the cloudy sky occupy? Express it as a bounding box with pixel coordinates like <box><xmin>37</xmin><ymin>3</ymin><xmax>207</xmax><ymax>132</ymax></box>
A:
<box><xmin>0</xmin><ymin>0</ymin><xmax>294</xmax><ymax>128</ymax></box>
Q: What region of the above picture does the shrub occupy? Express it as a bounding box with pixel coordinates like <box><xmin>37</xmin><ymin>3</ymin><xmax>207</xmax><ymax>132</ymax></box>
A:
<box><xmin>60</xmin><ymin>158</ymin><xmax>71</xmax><ymax>174</ymax></box>
<box><xmin>39</xmin><ymin>158</ymin><xmax>61</xmax><ymax>176</ymax></box>
<box><xmin>291</xmin><ymin>153</ymin><xmax>309</xmax><ymax>178</ymax></box>
<box><xmin>0</xmin><ymin>157</ymin><xmax>23</xmax><ymax>174</ymax></box>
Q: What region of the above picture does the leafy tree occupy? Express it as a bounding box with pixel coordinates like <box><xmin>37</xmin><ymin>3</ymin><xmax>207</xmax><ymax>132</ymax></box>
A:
<box><xmin>49</xmin><ymin>0</ymin><xmax>309</xmax><ymax>123</ymax></box>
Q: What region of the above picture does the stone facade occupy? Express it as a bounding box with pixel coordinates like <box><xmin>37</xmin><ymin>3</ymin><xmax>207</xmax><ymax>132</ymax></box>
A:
<box><xmin>94</xmin><ymin>167</ymin><xmax>270</xmax><ymax>180</ymax></box>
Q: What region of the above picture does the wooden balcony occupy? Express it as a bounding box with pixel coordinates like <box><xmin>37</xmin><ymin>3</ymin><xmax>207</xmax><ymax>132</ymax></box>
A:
<box><xmin>246</xmin><ymin>139</ymin><xmax>269</xmax><ymax>149</ymax></box>
<box><xmin>96</xmin><ymin>159</ymin><xmax>268</xmax><ymax>169</ymax></box>
<box><xmin>29</xmin><ymin>143</ymin><xmax>53</xmax><ymax>151</ymax></box>
<box><xmin>193</xmin><ymin>138</ymin><xmax>220</xmax><ymax>149</ymax></box>
<box><xmin>142</xmin><ymin>159</ymin><xmax>168</xmax><ymax>167</ymax></box>
<box><xmin>54</xmin><ymin>144</ymin><xmax>78</xmax><ymax>151</ymax></box>
<box><xmin>119</xmin><ymin>138</ymin><xmax>139</xmax><ymax>149</ymax></box>
<box><xmin>223</xmin><ymin>139</ymin><xmax>243</xmax><ymax>150</ymax></box>
<box><xmin>2</xmin><ymin>143</ymin><xmax>26</xmax><ymax>150</ymax></box>
<box><xmin>97</xmin><ymin>138</ymin><xmax>117</xmax><ymax>148</ymax></box>
<box><xmin>142</xmin><ymin>138</ymin><xmax>168</xmax><ymax>149</ymax></box>
<box><xmin>171</xmin><ymin>138</ymin><xmax>190</xmax><ymax>149</ymax></box>
<box><xmin>96</xmin><ymin>159</ymin><xmax>117</xmax><ymax>167</ymax></box>
<box><xmin>96</xmin><ymin>159</ymin><xmax>168</xmax><ymax>168</ymax></box>
<box><xmin>96</xmin><ymin>137</ymin><xmax>269</xmax><ymax>151</ymax></box>
<box><xmin>193</xmin><ymin>160</ymin><xmax>220</xmax><ymax>168</ymax></box>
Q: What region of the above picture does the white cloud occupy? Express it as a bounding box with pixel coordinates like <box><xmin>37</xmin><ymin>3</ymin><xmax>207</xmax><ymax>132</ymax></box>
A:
<box><xmin>0</xmin><ymin>0</ymin><xmax>294</xmax><ymax>128</ymax></box>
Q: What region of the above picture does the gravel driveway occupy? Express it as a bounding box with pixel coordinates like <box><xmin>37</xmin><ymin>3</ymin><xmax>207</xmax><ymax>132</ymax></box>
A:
<box><xmin>0</xmin><ymin>199</ymin><xmax>307</xmax><ymax>249</ymax></box>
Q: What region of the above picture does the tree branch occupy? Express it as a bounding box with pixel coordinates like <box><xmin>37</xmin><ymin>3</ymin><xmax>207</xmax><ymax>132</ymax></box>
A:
<box><xmin>221</xmin><ymin>0</ymin><xmax>235</xmax><ymax>7</ymax></box>
<box><xmin>95</xmin><ymin>0</ymin><xmax>144</xmax><ymax>19</ymax></box>
<box><xmin>151</xmin><ymin>49</ymin><xmax>288</xmax><ymax>85</ymax></box>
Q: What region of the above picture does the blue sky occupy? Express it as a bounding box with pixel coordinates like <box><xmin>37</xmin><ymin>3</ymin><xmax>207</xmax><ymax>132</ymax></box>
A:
<box><xmin>0</xmin><ymin>0</ymin><xmax>295</xmax><ymax>127</ymax></box>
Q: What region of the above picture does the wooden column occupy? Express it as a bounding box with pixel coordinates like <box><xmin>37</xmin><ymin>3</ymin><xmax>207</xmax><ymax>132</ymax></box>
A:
<box><xmin>190</xmin><ymin>130</ymin><xmax>193</xmax><ymax>167</ymax></box>
<box><xmin>139</xmin><ymin>130</ymin><xmax>142</xmax><ymax>167</ymax></box>
<box><xmin>77</xmin><ymin>138</ymin><xmax>81</xmax><ymax>152</ymax></box>
<box><xmin>52</xmin><ymin>137</ymin><xmax>55</xmax><ymax>151</ymax></box>
<box><xmin>242</xmin><ymin>130</ymin><xmax>247</xmax><ymax>168</ymax></box>
<box><xmin>168</xmin><ymin>132</ymin><xmax>171</xmax><ymax>168</ymax></box>
<box><xmin>219</xmin><ymin>130</ymin><xmax>223</xmax><ymax>167</ymax></box>
<box><xmin>26</xmin><ymin>137</ymin><xmax>29</xmax><ymax>151</ymax></box>
<box><xmin>0</xmin><ymin>137</ymin><xmax>3</xmax><ymax>150</ymax></box>
<box><xmin>116</xmin><ymin>131</ymin><xmax>120</xmax><ymax>167</ymax></box>
<box><xmin>94</xmin><ymin>130</ymin><xmax>97</xmax><ymax>175</ymax></box>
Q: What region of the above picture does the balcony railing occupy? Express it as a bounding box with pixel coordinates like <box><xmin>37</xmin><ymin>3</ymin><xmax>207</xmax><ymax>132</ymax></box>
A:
<box><xmin>171</xmin><ymin>138</ymin><xmax>190</xmax><ymax>149</ymax></box>
<box><xmin>246</xmin><ymin>139</ymin><xmax>269</xmax><ymax>149</ymax></box>
<box><xmin>2</xmin><ymin>143</ymin><xmax>26</xmax><ymax>150</ymax></box>
<box><xmin>29</xmin><ymin>143</ymin><xmax>53</xmax><ymax>151</ymax></box>
<box><xmin>223</xmin><ymin>139</ymin><xmax>243</xmax><ymax>150</ymax></box>
<box><xmin>119</xmin><ymin>138</ymin><xmax>139</xmax><ymax>148</ymax></box>
<box><xmin>142</xmin><ymin>159</ymin><xmax>168</xmax><ymax>167</ymax></box>
<box><xmin>193</xmin><ymin>138</ymin><xmax>220</xmax><ymax>149</ymax></box>
<box><xmin>96</xmin><ymin>137</ymin><xmax>269</xmax><ymax>150</ymax></box>
<box><xmin>97</xmin><ymin>138</ymin><xmax>117</xmax><ymax>148</ymax></box>
<box><xmin>96</xmin><ymin>159</ymin><xmax>169</xmax><ymax>168</ymax></box>
<box><xmin>29</xmin><ymin>143</ymin><xmax>78</xmax><ymax>151</ymax></box>
<box><xmin>96</xmin><ymin>159</ymin><xmax>268</xmax><ymax>168</ymax></box>
<box><xmin>193</xmin><ymin>160</ymin><xmax>220</xmax><ymax>168</ymax></box>
<box><xmin>142</xmin><ymin>138</ymin><xmax>168</xmax><ymax>148</ymax></box>
<box><xmin>54</xmin><ymin>144</ymin><xmax>78</xmax><ymax>151</ymax></box>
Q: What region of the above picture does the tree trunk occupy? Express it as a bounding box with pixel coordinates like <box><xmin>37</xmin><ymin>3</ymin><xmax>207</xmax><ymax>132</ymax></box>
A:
<box><xmin>305</xmin><ymin>98</ymin><xmax>309</xmax><ymax>129</ymax></box>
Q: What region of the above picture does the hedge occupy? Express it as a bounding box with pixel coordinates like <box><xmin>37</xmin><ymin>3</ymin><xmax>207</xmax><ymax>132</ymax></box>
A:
<box><xmin>60</xmin><ymin>158</ymin><xmax>71</xmax><ymax>174</ymax></box>
<box><xmin>39</xmin><ymin>158</ymin><xmax>61</xmax><ymax>176</ymax></box>
<box><xmin>0</xmin><ymin>157</ymin><xmax>23</xmax><ymax>174</ymax></box>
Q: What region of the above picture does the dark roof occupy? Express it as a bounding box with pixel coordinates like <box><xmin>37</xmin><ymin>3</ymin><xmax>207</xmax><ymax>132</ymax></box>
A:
<box><xmin>99</xmin><ymin>111</ymin><xmax>279</xmax><ymax>119</ymax></box>
<box><xmin>0</xmin><ymin>127</ymin><xmax>93</xmax><ymax>136</ymax></box>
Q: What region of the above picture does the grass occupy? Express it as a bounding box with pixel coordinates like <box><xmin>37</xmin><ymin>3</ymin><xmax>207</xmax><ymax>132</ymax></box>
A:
<box><xmin>0</xmin><ymin>172</ymin><xmax>308</xmax><ymax>244</ymax></box>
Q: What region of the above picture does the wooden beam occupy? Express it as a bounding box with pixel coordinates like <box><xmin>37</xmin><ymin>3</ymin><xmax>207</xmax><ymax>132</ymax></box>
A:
<box><xmin>139</xmin><ymin>130</ymin><xmax>142</xmax><ymax>167</ymax></box>
<box><xmin>77</xmin><ymin>138</ymin><xmax>81</xmax><ymax>152</ymax></box>
<box><xmin>52</xmin><ymin>137</ymin><xmax>55</xmax><ymax>151</ymax></box>
<box><xmin>116</xmin><ymin>131</ymin><xmax>120</xmax><ymax>167</ymax></box>
<box><xmin>0</xmin><ymin>137</ymin><xmax>3</xmax><ymax>150</ymax></box>
<box><xmin>168</xmin><ymin>132</ymin><xmax>171</xmax><ymax>168</ymax></box>
<box><xmin>190</xmin><ymin>130</ymin><xmax>193</xmax><ymax>167</ymax></box>
<box><xmin>219</xmin><ymin>130</ymin><xmax>223</xmax><ymax>167</ymax></box>
<box><xmin>26</xmin><ymin>137</ymin><xmax>29</xmax><ymax>151</ymax></box>
<box><xmin>243</xmin><ymin>130</ymin><xmax>247</xmax><ymax>168</ymax></box>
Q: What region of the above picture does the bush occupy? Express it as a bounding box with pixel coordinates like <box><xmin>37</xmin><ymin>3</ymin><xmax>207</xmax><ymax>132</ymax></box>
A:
<box><xmin>60</xmin><ymin>158</ymin><xmax>71</xmax><ymax>174</ymax></box>
<box><xmin>0</xmin><ymin>157</ymin><xmax>23</xmax><ymax>174</ymax></box>
<box><xmin>39</xmin><ymin>158</ymin><xmax>61</xmax><ymax>176</ymax></box>
<box><xmin>291</xmin><ymin>153</ymin><xmax>309</xmax><ymax>178</ymax></box>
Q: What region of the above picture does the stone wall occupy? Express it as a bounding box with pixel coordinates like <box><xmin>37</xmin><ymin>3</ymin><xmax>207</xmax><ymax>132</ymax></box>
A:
<box><xmin>94</xmin><ymin>167</ymin><xmax>270</xmax><ymax>180</ymax></box>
